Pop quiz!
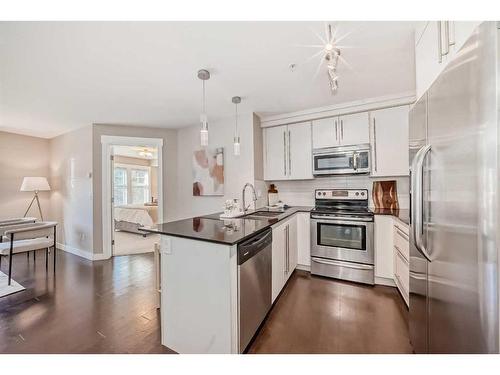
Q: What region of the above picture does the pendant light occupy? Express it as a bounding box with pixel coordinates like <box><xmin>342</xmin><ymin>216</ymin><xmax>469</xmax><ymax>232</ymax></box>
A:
<box><xmin>232</xmin><ymin>96</ymin><xmax>241</xmax><ymax>156</ymax></box>
<box><xmin>197</xmin><ymin>69</ymin><xmax>210</xmax><ymax>146</ymax></box>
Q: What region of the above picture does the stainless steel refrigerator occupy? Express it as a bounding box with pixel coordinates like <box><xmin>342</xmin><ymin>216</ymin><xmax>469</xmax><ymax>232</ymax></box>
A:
<box><xmin>409</xmin><ymin>21</ymin><xmax>499</xmax><ymax>353</ymax></box>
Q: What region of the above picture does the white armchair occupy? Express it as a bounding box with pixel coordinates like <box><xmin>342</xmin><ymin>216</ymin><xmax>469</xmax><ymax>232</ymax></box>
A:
<box><xmin>0</xmin><ymin>221</ymin><xmax>57</xmax><ymax>285</ymax></box>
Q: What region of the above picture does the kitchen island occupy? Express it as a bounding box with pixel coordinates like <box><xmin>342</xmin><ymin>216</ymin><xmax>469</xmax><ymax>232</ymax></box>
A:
<box><xmin>141</xmin><ymin>207</ymin><xmax>312</xmax><ymax>354</ymax></box>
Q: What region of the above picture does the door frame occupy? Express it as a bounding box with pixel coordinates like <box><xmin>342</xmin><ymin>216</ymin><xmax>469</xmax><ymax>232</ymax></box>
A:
<box><xmin>101</xmin><ymin>135</ymin><xmax>164</xmax><ymax>259</ymax></box>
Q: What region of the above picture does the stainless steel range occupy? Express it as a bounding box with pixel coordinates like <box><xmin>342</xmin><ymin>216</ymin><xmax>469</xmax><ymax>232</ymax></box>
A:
<box><xmin>310</xmin><ymin>189</ymin><xmax>374</xmax><ymax>285</ymax></box>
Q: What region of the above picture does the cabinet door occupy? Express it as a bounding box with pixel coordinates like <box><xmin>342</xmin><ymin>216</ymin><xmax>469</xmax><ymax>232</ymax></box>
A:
<box><xmin>286</xmin><ymin>215</ymin><xmax>298</xmax><ymax>280</ymax></box>
<box><xmin>288</xmin><ymin>122</ymin><xmax>313</xmax><ymax>180</ymax></box>
<box><xmin>370</xmin><ymin>106</ymin><xmax>409</xmax><ymax>177</ymax></box>
<box><xmin>264</xmin><ymin>125</ymin><xmax>288</xmax><ymax>180</ymax></box>
<box><xmin>338</xmin><ymin>112</ymin><xmax>369</xmax><ymax>146</ymax></box>
<box><xmin>451</xmin><ymin>21</ymin><xmax>481</xmax><ymax>53</ymax></box>
<box><xmin>394</xmin><ymin>250</ymin><xmax>409</xmax><ymax>306</ymax></box>
<box><xmin>374</xmin><ymin>215</ymin><xmax>394</xmax><ymax>281</ymax></box>
<box><xmin>296</xmin><ymin>212</ymin><xmax>311</xmax><ymax>267</ymax></box>
<box><xmin>312</xmin><ymin>117</ymin><xmax>338</xmax><ymax>149</ymax></box>
<box><xmin>415</xmin><ymin>21</ymin><xmax>443</xmax><ymax>99</ymax></box>
<box><xmin>271</xmin><ymin>223</ymin><xmax>286</xmax><ymax>303</ymax></box>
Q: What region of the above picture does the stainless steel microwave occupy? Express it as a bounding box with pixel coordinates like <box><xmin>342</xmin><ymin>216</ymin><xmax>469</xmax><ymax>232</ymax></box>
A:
<box><xmin>312</xmin><ymin>144</ymin><xmax>370</xmax><ymax>176</ymax></box>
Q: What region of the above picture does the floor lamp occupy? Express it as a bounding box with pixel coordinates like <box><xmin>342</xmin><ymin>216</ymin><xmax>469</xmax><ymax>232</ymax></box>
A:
<box><xmin>20</xmin><ymin>177</ymin><xmax>51</xmax><ymax>221</ymax></box>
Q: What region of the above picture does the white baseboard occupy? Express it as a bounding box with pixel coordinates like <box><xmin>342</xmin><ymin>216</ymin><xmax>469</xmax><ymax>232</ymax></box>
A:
<box><xmin>296</xmin><ymin>264</ymin><xmax>311</xmax><ymax>272</ymax></box>
<box><xmin>57</xmin><ymin>242</ymin><xmax>109</xmax><ymax>261</ymax></box>
<box><xmin>375</xmin><ymin>276</ymin><xmax>396</xmax><ymax>287</ymax></box>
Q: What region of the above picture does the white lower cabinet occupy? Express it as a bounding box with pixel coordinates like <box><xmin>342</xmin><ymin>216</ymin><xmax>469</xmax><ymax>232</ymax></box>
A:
<box><xmin>393</xmin><ymin>220</ymin><xmax>409</xmax><ymax>306</ymax></box>
<box><xmin>374</xmin><ymin>215</ymin><xmax>395</xmax><ymax>284</ymax></box>
<box><xmin>374</xmin><ymin>215</ymin><xmax>410</xmax><ymax>307</ymax></box>
<box><xmin>271</xmin><ymin>215</ymin><xmax>298</xmax><ymax>303</ymax></box>
<box><xmin>296</xmin><ymin>212</ymin><xmax>311</xmax><ymax>269</ymax></box>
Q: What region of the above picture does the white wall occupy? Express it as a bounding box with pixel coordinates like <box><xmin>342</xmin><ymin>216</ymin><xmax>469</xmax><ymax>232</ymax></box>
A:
<box><xmin>175</xmin><ymin>113</ymin><xmax>258</xmax><ymax>219</ymax></box>
<box><xmin>269</xmin><ymin>175</ymin><xmax>410</xmax><ymax>209</ymax></box>
<box><xmin>49</xmin><ymin>125</ymin><xmax>94</xmax><ymax>257</ymax></box>
<box><xmin>0</xmin><ymin>131</ymin><xmax>50</xmax><ymax>220</ymax></box>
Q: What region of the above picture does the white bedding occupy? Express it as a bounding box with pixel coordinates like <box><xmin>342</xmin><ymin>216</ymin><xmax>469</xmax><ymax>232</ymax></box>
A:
<box><xmin>114</xmin><ymin>204</ymin><xmax>157</xmax><ymax>228</ymax></box>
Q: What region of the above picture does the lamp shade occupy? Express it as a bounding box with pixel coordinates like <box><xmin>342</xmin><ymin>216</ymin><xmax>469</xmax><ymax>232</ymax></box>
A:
<box><xmin>20</xmin><ymin>177</ymin><xmax>51</xmax><ymax>192</ymax></box>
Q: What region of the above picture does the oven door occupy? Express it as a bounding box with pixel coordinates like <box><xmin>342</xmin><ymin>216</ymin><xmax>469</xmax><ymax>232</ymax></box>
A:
<box><xmin>313</xmin><ymin>148</ymin><xmax>370</xmax><ymax>176</ymax></box>
<box><xmin>311</xmin><ymin>217</ymin><xmax>374</xmax><ymax>265</ymax></box>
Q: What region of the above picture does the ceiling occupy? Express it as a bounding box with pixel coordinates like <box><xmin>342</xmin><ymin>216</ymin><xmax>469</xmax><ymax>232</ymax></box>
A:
<box><xmin>0</xmin><ymin>21</ymin><xmax>416</xmax><ymax>138</ymax></box>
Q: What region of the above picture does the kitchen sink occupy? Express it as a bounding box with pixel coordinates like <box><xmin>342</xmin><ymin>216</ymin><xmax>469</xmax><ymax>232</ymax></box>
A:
<box><xmin>242</xmin><ymin>210</ymin><xmax>286</xmax><ymax>220</ymax></box>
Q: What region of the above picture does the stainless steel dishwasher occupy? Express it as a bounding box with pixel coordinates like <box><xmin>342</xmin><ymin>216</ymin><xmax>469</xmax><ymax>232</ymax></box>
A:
<box><xmin>237</xmin><ymin>228</ymin><xmax>272</xmax><ymax>353</ymax></box>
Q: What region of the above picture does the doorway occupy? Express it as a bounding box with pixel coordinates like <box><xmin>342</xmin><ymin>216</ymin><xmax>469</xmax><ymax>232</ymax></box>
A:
<box><xmin>101</xmin><ymin>136</ymin><xmax>163</xmax><ymax>259</ymax></box>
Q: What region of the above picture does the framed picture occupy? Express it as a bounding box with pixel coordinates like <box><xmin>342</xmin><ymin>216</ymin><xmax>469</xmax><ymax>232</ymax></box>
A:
<box><xmin>192</xmin><ymin>147</ymin><xmax>224</xmax><ymax>196</ymax></box>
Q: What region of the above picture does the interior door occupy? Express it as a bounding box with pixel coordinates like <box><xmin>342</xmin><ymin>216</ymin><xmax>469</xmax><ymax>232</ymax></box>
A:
<box><xmin>338</xmin><ymin>112</ymin><xmax>369</xmax><ymax>146</ymax></box>
<box><xmin>264</xmin><ymin>125</ymin><xmax>287</xmax><ymax>180</ymax></box>
<box><xmin>287</xmin><ymin>121</ymin><xmax>313</xmax><ymax>180</ymax></box>
<box><xmin>110</xmin><ymin>148</ymin><xmax>116</xmax><ymax>254</ymax></box>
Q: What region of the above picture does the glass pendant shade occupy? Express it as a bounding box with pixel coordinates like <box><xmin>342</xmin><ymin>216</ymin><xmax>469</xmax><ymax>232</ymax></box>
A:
<box><xmin>233</xmin><ymin>136</ymin><xmax>240</xmax><ymax>156</ymax></box>
<box><xmin>200</xmin><ymin>113</ymin><xmax>209</xmax><ymax>146</ymax></box>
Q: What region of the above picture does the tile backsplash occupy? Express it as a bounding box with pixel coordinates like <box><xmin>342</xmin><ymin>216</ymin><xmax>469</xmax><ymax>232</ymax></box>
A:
<box><xmin>269</xmin><ymin>175</ymin><xmax>410</xmax><ymax>208</ymax></box>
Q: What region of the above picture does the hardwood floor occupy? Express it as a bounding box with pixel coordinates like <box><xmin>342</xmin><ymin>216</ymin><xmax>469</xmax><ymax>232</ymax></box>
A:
<box><xmin>0</xmin><ymin>250</ymin><xmax>172</xmax><ymax>353</ymax></box>
<box><xmin>248</xmin><ymin>271</ymin><xmax>413</xmax><ymax>354</ymax></box>
<box><xmin>0</xmin><ymin>250</ymin><xmax>412</xmax><ymax>354</ymax></box>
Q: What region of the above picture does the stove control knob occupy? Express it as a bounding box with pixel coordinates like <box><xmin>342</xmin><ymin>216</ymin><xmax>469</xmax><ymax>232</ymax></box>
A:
<box><xmin>322</xmin><ymin>192</ymin><xmax>326</xmax><ymax>196</ymax></box>
<box><xmin>355</xmin><ymin>192</ymin><xmax>359</xmax><ymax>196</ymax></box>
<box><xmin>361</xmin><ymin>192</ymin><xmax>365</xmax><ymax>196</ymax></box>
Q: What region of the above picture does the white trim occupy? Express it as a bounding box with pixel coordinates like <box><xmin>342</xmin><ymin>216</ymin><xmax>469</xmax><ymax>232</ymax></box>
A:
<box><xmin>57</xmin><ymin>242</ymin><xmax>93</xmax><ymax>261</ymax></box>
<box><xmin>296</xmin><ymin>264</ymin><xmax>311</xmax><ymax>272</ymax></box>
<box><xmin>259</xmin><ymin>92</ymin><xmax>416</xmax><ymax>128</ymax></box>
<box><xmin>101</xmin><ymin>135</ymin><xmax>164</xmax><ymax>260</ymax></box>
<box><xmin>375</xmin><ymin>276</ymin><xmax>397</xmax><ymax>287</ymax></box>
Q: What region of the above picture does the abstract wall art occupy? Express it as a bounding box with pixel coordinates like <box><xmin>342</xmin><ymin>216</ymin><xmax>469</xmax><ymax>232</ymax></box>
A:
<box><xmin>192</xmin><ymin>147</ymin><xmax>224</xmax><ymax>196</ymax></box>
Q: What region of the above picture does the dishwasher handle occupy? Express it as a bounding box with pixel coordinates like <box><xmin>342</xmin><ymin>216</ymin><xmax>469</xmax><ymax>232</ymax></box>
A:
<box><xmin>238</xmin><ymin>229</ymin><xmax>272</xmax><ymax>265</ymax></box>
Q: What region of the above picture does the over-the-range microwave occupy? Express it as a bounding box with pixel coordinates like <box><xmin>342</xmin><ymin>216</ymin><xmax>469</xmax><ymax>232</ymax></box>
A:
<box><xmin>312</xmin><ymin>144</ymin><xmax>370</xmax><ymax>176</ymax></box>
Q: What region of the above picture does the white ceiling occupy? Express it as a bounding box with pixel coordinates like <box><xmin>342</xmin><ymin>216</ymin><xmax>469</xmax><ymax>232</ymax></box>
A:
<box><xmin>0</xmin><ymin>21</ymin><xmax>416</xmax><ymax>138</ymax></box>
<box><xmin>113</xmin><ymin>145</ymin><xmax>158</xmax><ymax>160</ymax></box>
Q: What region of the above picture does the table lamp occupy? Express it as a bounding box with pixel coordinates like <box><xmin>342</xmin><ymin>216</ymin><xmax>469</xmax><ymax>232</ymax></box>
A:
<box><xmin>20</xmin><ymin>177</ymin><xmax>51</xmax><ymax>220</ymax></box>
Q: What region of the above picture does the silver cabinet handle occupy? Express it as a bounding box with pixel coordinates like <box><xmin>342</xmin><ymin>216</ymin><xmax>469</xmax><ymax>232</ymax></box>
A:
<box><xmin>373</xmin><ymin>117</ymin><xmax>378</xmax><ymax>172</ymax></box>
<box><xmin>442</xmin><ymin>21</ymin><xmax>450</xmax><ymax>56</ymax></box>
<box><xmin>437</xmin><ymin>21</ymin><xmax>443</xmax><ymax>63</ymax></box>
<box><xmin>288</xmin><ymin>130</ymin><xmax>291</xmax><ymax>176</ymax></box>
<box><xmin>448</xmin><ymin>21</ymin><xmax>455</xmax><ymax>46</ymax></box>
<box><xmin>340</xmin><ymin>119</ymin><xmax>344</xmax><ymax>140</ymax></box>
<box><xmin>334</xmin><ymin>120</ymin><xmax>338</xmax><ymax>141</ymax></box>
<box><xmin>283</xmin><ymin>130</ymin><xmax>287</xmax><ymax>176</ymax></box>
<box><xmin>411</xmin><ymin>144</ymin><xmax>432</xmax><ymax>260</ymax></box>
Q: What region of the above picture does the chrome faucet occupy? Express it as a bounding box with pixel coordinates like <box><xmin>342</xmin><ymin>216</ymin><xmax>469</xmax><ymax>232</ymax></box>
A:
<box><xmin>242</xmin><ymin>183</ymin><xmax>257</xmax><ymax>213</ymax></box>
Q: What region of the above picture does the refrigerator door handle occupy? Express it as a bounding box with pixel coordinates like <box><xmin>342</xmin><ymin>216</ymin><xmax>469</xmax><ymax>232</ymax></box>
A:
<box><xmin>411</xmin><ymin>144</ymin><xmax>432</xmax><ymax>260</ymax></box>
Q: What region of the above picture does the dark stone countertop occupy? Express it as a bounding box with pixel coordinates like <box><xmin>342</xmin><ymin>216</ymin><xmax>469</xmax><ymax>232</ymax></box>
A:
<box><xmin>372</xmin><ymin>208</ymin><xmax>410</xmax><ymax>226</ymax></box>
<box><xmin>141</xmin><ymin>206</ymin><xmax>313</xmax><ymax>245</ymax></box>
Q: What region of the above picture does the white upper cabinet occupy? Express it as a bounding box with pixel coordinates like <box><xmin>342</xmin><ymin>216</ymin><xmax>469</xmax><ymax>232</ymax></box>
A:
<box><xmin>263</xmin><ymin>125</ymin><xmax>287</xmax><ymax>180</ymax></box>
<box><xmin>415</xmin><ymin>21</ymin><xmax>481</xmax><ymax>99</ymax></box>
<box><xmin>312</xmin><ymin>117</ymin><xmax>337</xmax><ymax>149</ymax></box>
<box><xmin>312</xmin><ymin>112</ymin><xmax>369</xmax><ymax>149</ymax></box>
<box><xmin>287</xmin><ymin>122</ymin><xmax>313</xmax><ymax>180</ymax></box>
<box><xmin>338</xmin><ymin>112</ymin><xmax>370</xmax><ymax>146</ymax></box>
<box><xmin>370</xmin><ymin>105</ymin><xmax>409</xmax><ymax>177</ymax></box>
<box><xmin>263</xmin><ymin>122</ymin><xmax>313</xmax><ymax>181</ymax></box>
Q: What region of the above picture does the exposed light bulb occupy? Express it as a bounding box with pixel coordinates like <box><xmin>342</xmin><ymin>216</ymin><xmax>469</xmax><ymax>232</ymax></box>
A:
<box><xmin>233</xmin><ymin>136</ymin><xmax>240</xmax><ymax>156</ymax></box>
<box><xmin>325</xmin><ymin>43</ymin><xmax>333</xmax><ymax>52</ymax></box>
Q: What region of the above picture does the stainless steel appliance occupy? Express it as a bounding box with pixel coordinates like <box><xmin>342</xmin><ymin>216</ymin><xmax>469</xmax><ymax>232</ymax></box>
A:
<box><xmin>310</xmin><ymin>189</ymin><xmax>374</xmax><ymax>284</ymax></box>
<box><xmin>409</xmin><ymin>22</ymin><xmax>499</xmax><ymax>354</ymax></box>
<box><xmin>312</xmin><ymin>144</ymin><xmax>370</xmax><ymax>176</ymax></box>
<box><xmin>237</xmin><ymin>228</ymin><xmax>272</xmax><ymax>353</ymax></box>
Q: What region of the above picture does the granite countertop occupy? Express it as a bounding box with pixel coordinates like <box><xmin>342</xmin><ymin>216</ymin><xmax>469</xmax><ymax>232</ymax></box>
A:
<box><xmin>372</xmin><ymin>208</ymin><xmax>410</xmax><ymax>225</ymax></box>
<box><xmin>141</xmin><ymin>206</ymin><xmax>313</xmax><ymax>245</ymax></box>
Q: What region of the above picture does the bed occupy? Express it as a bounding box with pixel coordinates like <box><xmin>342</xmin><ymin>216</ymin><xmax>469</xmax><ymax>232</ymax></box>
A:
<box><xmin>114</xmin><ymin>204</ymin><xmax>158</xmax><ymax>236</ymax></box>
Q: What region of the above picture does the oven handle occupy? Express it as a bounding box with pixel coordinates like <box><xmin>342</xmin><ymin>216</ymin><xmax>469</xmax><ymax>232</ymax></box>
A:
<box><xmin>311</xmin><ymin>216</ymin><xmax>373</xmax><ymax>224</ymax></box>
<box><xmin>312</xmin><ymin>258</ymin><xmax>374</xmax><ymax>270</ymax></box>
